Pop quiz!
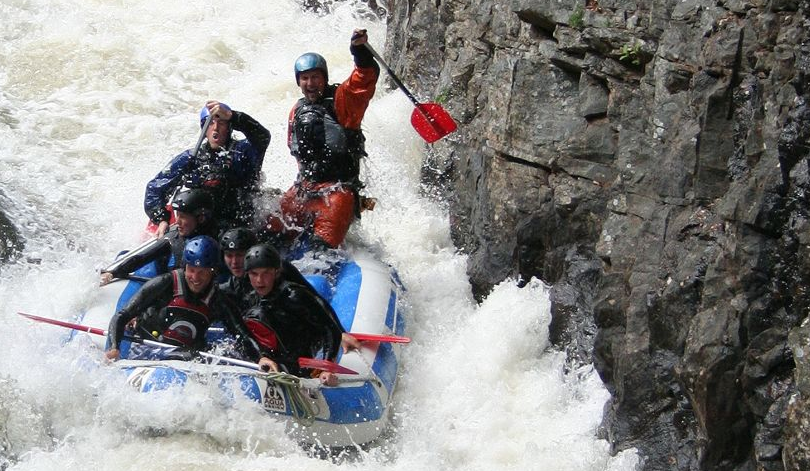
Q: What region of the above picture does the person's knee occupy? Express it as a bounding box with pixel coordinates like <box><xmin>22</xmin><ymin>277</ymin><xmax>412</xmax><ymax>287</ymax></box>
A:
<box><xmin>313</xmin><ymin>215</ymin><xmax>353</xmax><ymax>247</ymax></box>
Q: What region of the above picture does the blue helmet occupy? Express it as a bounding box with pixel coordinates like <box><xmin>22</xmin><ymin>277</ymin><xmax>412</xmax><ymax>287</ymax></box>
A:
<box><xmin>294</xmin><ymin>53</ymin><xmax>328</xmax><ymax>84</ymax></box>
<box><xmin>183</xmin><ymin>235</ymin><xmax>220</xmax><ymax>268</ymax></box>
<box><xmin>199</xmin><ymin>102</ymin><xmax>231</xmax><ymax>127</ymax></box>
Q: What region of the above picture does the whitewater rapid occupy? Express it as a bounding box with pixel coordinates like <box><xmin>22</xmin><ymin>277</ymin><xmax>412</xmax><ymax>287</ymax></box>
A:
<box><xmin>0</xmin><ymin>1</ymin><xmax>638</xmax><ymax>470</ymax></box>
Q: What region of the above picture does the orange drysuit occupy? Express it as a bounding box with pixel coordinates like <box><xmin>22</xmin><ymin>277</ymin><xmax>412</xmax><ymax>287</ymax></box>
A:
<box><xmin>280</xmin><ymin>48</ymin><xmax>379</xmax><ymax>248</ymax></box>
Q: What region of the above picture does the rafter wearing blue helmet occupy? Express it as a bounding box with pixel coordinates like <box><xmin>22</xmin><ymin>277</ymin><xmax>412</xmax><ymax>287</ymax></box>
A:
<box><xmin>105</xmin><ymin>234</ymin><xmax>262</xmax><ymax>362</ymax></box>
<box><xmin>144</xmin><ymin>100</ymin><xmax>271</xmax><ymax>237</ymax></box>
<box><xmin>183</xmin><ymin>235</ymin><xmax>220</xmax><ymax>268</ymax></box>
<box><xmin>272</xmin><ymin>28</ymin><xmax>380</xmax><ymax>251</ymax></box>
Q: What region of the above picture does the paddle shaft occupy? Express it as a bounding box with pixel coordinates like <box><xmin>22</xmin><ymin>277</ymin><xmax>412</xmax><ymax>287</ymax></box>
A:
<box><xmin>124</xmin><ymin>339</ymin><xmax>356</xmax><ymax>374</ymax></box>
<box><xmin>19</xmin><ymin>312</ymin><xmax>258</xmax><ymax>368</ymax></box>
<box><xmin>207</xmin><ymin>327</ymin><xmax>410</xmax><ymax>344</ymax></box>
<box><xmin>364</xmin><ymin>44</ymin><xmax>422</xmax><ymax>107</ymax></box>
<box><xmin>121</xmin><ymin>336</ymin><xmax>263</xmax><ymax>371</ymax></box>
<box><xmin>18</xmin><ymin>312</ymin><xmax>356</xmax><ymax>373</ymax></box>
<box><xmin>191</xmin><ymin>112</ymin><xmax>213</xmax><ymax>158</ymax></box>
<box><xmin>18</xmin><ymin>312</ymin><xmax>106</xmax><ymax>336</ymax></box>
<box><xmin>350</xmin><ymin>332</ymin><xmax>410</xmax><ymax>344</ymax></box>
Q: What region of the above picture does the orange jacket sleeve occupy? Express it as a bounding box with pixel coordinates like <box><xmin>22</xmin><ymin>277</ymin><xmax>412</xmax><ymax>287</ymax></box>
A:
<box><xmin>334</xmin><ymin>64</ymin><xmax>379</xmax><ymax>130</ymax></box>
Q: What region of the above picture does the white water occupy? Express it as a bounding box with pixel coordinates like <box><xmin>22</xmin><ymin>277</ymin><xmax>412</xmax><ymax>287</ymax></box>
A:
<box><xmin>0</xmin><ymin>1</ymin><xmax>638</xmax><ymax>470</ymax></box>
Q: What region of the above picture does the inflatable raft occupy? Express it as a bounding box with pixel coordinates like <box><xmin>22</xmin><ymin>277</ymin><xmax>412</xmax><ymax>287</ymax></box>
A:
<box><xmin>72</xmin><ymin>248</ymin><xmax>407</xmax><ymax>447</ymax></box>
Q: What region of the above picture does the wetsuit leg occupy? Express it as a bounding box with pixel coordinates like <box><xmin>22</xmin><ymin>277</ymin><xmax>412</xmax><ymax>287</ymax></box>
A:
<box><xmin>310</xmin><ymin>187</ymin><xmax>355</xmax><ymax>248</ymax></box>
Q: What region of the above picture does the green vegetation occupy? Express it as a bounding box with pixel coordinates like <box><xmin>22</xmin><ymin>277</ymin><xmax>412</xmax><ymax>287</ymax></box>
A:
<box><xmin>435</xmin><ymin>88</ymin><xmax>450</xmax><ymax>104</ymax></box>
<box><xmin>619</xmin><ymin>41</ymin><xmax>641</xmax><ymax>66</ymax></box>
<box><xmin>569</xmin><ymin>5</ymin><xmax>584</xmax><ymax>29</ymax></box>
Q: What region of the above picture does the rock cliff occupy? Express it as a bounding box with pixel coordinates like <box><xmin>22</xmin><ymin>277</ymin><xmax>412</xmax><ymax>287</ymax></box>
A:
<box><xmin>0</xmin><ymin>203</ymin><xmax>22</xmax><ymax>264</ymax></box>
<box><xmin>383</xmin><ymin>1</ymin><xmax>810</xmax><ymax>469</ymax></box>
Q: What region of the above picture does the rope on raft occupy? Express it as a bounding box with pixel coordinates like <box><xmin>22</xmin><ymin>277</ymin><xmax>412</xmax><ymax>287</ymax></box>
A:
<box><xmin>117</xmin><ymin>359</ymin><xmax>380</xmax><ymax>427</ymax></box>
<box><xmin>259</xmin><ymin>371</ymin><xmax>316</xmax><ymax>426</ymax></box>
<box><xmin>254</xmin><ymin>370</ymin><xmax>382</xmax><ymax>426</ymax></box>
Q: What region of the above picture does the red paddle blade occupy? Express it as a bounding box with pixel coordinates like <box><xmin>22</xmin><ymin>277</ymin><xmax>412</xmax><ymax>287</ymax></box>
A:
<box><xmin>411</xmin><ymin>103</ymin><xmax>457</xmax><ymax>143</ymax></box>
<box><xmin>298</xmin><ymin>357</ymin><xmax>358</xmax><ymax>375</ymax></box>
<box><xmin>18</xmin><ymin>312</ymin><xmax>106</xmax><ymax>336</ymax></box>
<box><xmin>350</xmin><ymin>332</ymin><xmax>411</xmax><ymax>344</ymax></box>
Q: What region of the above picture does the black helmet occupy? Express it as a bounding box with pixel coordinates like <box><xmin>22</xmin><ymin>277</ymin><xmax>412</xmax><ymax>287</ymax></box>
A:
<box><xmin>219</xmin><ymin>227</ymin><xmax>257</xmax><ymax>252</ymax></box>
<box><xmin>172</xmin><ymin>189</ymin><xmax>213</xmax><ymax>217</ymax></box>
<box><xmin>244</xmin><ymin>244</ymin><xmax>282</xmax><ymax>271</ymax></box>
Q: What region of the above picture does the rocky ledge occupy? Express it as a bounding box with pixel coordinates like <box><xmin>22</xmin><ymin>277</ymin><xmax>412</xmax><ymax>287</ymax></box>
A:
<box><xmin>383</xmin><ymin>1</ymin><xmax>810</xmax><ymax>470</ymax></box>
<box><xmin>0</xmin><ymin>207</ymin><xmax>22</xmax><ymax>264</ymax></box>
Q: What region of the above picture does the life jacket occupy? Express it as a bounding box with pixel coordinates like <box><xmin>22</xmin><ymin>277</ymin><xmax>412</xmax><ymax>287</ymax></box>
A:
<box><xmin>184</xmin><ymin>145</ymin><xmax>235</xmax><ymax>208</ymax></box>
<box><xmin>152</xmin><ymin>269</ymin><xmax>214</xmax><ymax>347</ymax></box>
<box><xmin>242</xmin><ymin>280</ymin><xmax>340</xmax><ymax>364</ymax></box>
<box><xmin>289</xmin><ymin>87</ymin><xmax>366</xmax><ymax>185</ymax></box>
<box><xmin>242</xmin><ymin>305</ymin><xmax>280</xmax><ymax>352</ymax></box>
<box><xmin>241</xmin><ymin>278</ymin><xmax>314</xmax><ymax>355</ymax></box>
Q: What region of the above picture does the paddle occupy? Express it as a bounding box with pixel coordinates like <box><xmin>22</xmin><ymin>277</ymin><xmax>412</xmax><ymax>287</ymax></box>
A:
<box><xmin>207</xmin><ymin>327</ymin><xmax>410</xmax><ymax>344</ymax></box>
<box><xmin>17</xmin><ymin>312</ymin><xmax>356</xmax><ymax>374</ymax></box>
<box><xmin>298</xmin><ymin>357</ymin><xmax>358</xmax><ymax>375</ymax></box>
<box><xmin>350</xmin><ymin>332</ymin><xmax>411</xmax><ymax>344</ymax></box>
<box><xmin>100</xmin><ymin>237</ymin><xmax>169</xmax><ymax>283</ymax></box>
<box><xmin>19</xmin><ymin>312</ymin><xmax>106</xmax><ymax>335</ymax></box>
<box><xmin>144</xmin><ymin>107</ymin><xmax>215</xmax><ymax>235</ymax></box>
<box><xmin>192</xmin><ymin>111</ymin><xmax>213</xmax><ymax>158</ymax></box>
<box><xmin>364</xmin><ymin>44</ymin><xmax>457</xmax><ymax>143</ymax></box>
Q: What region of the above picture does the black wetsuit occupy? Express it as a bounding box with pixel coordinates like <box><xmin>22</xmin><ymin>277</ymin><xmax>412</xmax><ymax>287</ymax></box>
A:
<box><xmin>103</xmin><ymin>225</ymin><xmax>217</xmax><ymax>280</ymax></box>
<box><xmin>243</xmin><ymin>279</ymin><xmax>344</xmax><ymax>376</ymax></box>
<box><xmin>107</xmin><ymin>269</ymin><xmax>260</xmax><ymax>358</ymax></box>
<box><xmin>220</xmin><ymin>260</ymin><xmax>322</xmax><ymax>310</ymax></box>
<box><xmin>219</xmin><ymin>274</ymin><xmax>253</xmax><ymax>311</ymax></box>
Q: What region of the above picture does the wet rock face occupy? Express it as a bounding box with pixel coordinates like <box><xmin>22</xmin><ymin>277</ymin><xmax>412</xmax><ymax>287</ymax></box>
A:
<box><xmin>386</xmin><ymin>0</ymin><xmax>810</xmax><ymax>469</ymax></box>
<box><xmin>786</xmin><ymin>320</ymin><xmax>810</xmax><ymax>470</ymax></box>
<box><xmin>297</xmin><ymin>0</ymin><xmax>387</xmax><ymax>19</ymax></box>
<box><xmin>0</xmin><ymin>209</ymin><xmax>22</xmax><ymax>264</ymax></box>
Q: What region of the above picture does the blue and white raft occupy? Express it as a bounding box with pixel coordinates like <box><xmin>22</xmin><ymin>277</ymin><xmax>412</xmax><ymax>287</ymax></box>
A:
<box><xmin>77</xmin><ymin>249</ymin><xmax>407</xmax><ymax>447</ymax></box>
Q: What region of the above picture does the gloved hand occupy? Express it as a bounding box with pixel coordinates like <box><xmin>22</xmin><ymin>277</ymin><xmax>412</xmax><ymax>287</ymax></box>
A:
<box><xmin>163</xmin><ymin>349</ymin><xmax>195</xmax><ymax>361</ymax></box>
<box><xmin>205</xmin><ymin>100</ymin><xmax>233</xmax><ymax>122</ymax></box>
<box><xmin>350</xmin><ymin>28</ymin><xmax>368</xmax><ymax>46</ymax></box>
